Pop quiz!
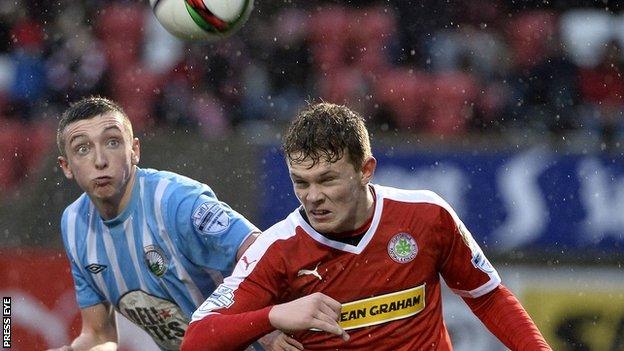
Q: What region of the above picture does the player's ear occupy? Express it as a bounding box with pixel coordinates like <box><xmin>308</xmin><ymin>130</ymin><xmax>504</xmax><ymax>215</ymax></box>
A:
<box><xmin>58</xmin><ymin>156</ymin><xmax>73</xmax><ymax>179</ymax></box>
<box><xmin>131</xmin><ymin>137</ymin><xmax>140</xmax><ymax>165</ymax></box>
<box><xmin>360</xmin><ymin>156</ymin><xmax>376</xmax><ymax>185</ymax></box>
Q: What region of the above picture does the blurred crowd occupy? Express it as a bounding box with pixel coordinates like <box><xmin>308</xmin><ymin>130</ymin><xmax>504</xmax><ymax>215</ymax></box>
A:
<box><xmin>1</xmin><ymin>0</ymin><xmax>624</xmax><ymax>193</ymax></box>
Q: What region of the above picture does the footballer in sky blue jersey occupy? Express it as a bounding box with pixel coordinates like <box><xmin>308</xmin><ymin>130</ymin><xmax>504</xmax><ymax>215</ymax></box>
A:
<box><xmin>50</xmin><ymin>97</ymin><xmax>261</xmax><ymax>351</ymax></box>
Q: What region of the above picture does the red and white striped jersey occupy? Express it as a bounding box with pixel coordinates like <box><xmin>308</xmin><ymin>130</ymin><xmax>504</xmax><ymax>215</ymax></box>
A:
<box><xmin>192</xmin><ymin>184</ymin><xmax>501</xmax><ymax>350</ymax></box>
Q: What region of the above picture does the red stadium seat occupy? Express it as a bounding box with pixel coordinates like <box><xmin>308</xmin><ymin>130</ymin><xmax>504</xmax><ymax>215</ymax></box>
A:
<box><xmin>427</xmin><ymin>72</ymin><xmax>478</xmax><ymax>135</ymax></box>
<box><xmin>308</xmin><ymin>6</ymin><xmax>350</xmax><ymax>45</ymax></box>
<box><xmin>0</xmin><ymin>121</ymin><xmax>28</xmax><ymax>192</ymax></box>
<box><xmin>351</xmin><ymin>7</ymin><xmax>396</xmax><ymax>48</ymax></box>
<box><xmin>0</xmin><ymin>118</ymin><xmax>54</xmax><ymax>195</ymax></box>
<box><xmin>506</xmin><ymin>11</ymin><xmax>557</xmax><ymax>68</ymax></box>
<box><xmin>96</xmin><ymin>2</ymin><xmax>145</xmax><ymax>45</ymax></box>
<box><xmin>308</xmin><ymin>7</ymin><xmax>350</xmax><ymax>72</ymax></box>
<box><xmin>374</xmin><ymin>68</ymin><xmax>431</xmax><ymax>130</ymax></box>
<box><xmin>97</xmin><ymin>3</ymin><xmax>145</xmax><ymax>73</ymax></box>
<box><xmin>349</xmin><ymin>7</ymin><xmax>396</xmax><ymax>73</ymax></box>
<box><xmin>110</xmin><ymin>65</ymin><xmax>161</xmax><ymax>132</ymax></box>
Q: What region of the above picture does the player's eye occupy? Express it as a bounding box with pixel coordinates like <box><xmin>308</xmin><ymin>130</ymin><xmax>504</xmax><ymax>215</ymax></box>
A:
<box><xmin>75</xmin><ymin>145</ymin><xmax>90</xmax><ymax>155</ymax></box>
<box><xmin>293</xmin><ymin>180</ymin><xmax>308</xmax><ymax>187</ymax></box>
<box><xmin>106</xmin><ymin>138</ymin><xmax>120</xmax><ymax>148</ymax></box>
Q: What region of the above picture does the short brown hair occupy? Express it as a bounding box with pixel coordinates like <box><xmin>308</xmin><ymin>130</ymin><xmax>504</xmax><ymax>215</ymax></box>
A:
<box><xmin>57</xmin><ymin>96</ymin><xmax>131</xmax><ymax>156</ymax></box>
<box><xmin>283</xmin><ymin>102</ymin><xmax>372</xmax><ymax>169</ymax></box>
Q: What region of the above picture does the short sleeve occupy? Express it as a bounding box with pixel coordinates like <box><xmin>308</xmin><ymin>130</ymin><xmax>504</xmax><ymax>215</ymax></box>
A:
<box><xmin>70</xmin><ymin>257</ymin><xmax>106</xmax><ymax>308</ymax></box>
<box><xmin>437</xmin><ymin>204</ymin><xmax>501</xmax><ymax>298</ymax></box>
<box><xmin>170</xmin><ymin>190</ymin><xmax>259</xmax><ymax>273</ymax></box>
<box><xmin>60</xmin><ymin>209</ymin><xmax>105</xmax><ymax>308</ymax></box>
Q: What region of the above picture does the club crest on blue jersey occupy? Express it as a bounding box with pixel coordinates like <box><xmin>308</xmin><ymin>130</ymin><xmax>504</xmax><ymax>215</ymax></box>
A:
<box><xmin>144</xmin><ymin>245</ymin><xmax>168</xmax><ymax>277</ymax></box>
<box><xmin>192</xmin><ymin>202</ymin><xmax>231</xmax><ymax>235</ymax></box>
<box><xmin>388</xmin><ymin>233</ymin><xmax>418</xmax><ymax>264</ymax></box>
<box><xmin>85</xmin><ymin>263</ymin><xmax>107</xmax><ymax>274</ymax></box>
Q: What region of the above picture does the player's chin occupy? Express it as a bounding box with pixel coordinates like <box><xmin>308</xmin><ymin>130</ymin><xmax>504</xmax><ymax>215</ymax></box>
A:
<box><xmin>309</xmin><ymin>219</ymin><xmax>338</xmax><ymax>234</ymax></box>
<box><xmin>90</xmin><ymin>185</ymin><xmax>117</xmax><ymax>199</ymax></box>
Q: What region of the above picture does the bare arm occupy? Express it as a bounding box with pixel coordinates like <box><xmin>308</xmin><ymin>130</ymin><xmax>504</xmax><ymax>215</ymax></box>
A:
<box><xmin>46</xmin><ymin>303</ymin><xmax>118</xmax><ymax>351</ymax></box>
<box><xmin>236</xmin><ymin>230</ymin><xmax>261</xmax><ymax>261</ymax></box>
<box><xmin>182</xmin><ymin>293</ymin><xmax>348</xmax><ymax>351</ymax></box>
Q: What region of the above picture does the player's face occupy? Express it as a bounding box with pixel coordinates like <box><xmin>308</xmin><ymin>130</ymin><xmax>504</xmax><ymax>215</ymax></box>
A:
<box><xmin>58</xmin><ymin>111</ymin><xmax>139</xmax><ymax>205</ymax></box>
<box><xmin>288</xmin><ymin>152</ymin><xmax>376</xmax><ymax>234</ymax></box>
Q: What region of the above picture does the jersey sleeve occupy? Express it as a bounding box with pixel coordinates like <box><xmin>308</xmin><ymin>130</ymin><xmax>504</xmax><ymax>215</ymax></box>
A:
<box><xmin>61</xmin><ymin>208</ymin><xmax>105</xmax><ymax>308</ymax></box>
<box><xmin>435</xmin><ymin>199</ymin><xmax>501</xmax><ymax>298</ymax></box>
<box><xmin>464</xmin><ymin>285</ymin><xmax>552</xmax><ymax>350</ymax></box>
<box><xmin>167</xmin><ymin>185</ymin><xmax>259</xmax><ymax>273</ymax></box>
<box><xmin>184</xmin><ymin>234</ymin><xmax>286</xmax><ymax>350</ymax></box>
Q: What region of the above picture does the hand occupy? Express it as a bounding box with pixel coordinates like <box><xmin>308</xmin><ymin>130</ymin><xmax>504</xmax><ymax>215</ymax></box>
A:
<box><xmin>45</xmin><ymin>347</ymin><xmax>73</xmax><ymax>351</ymax></box>
<box><xmin>258</xmin><ymin>331</ymin><xmax>304</xmax><ymax>351</ymax></box>
<box><xmin>268</xmin><ymin>292</ymin><xmax>349</xmax><ymax>342</ymax></box>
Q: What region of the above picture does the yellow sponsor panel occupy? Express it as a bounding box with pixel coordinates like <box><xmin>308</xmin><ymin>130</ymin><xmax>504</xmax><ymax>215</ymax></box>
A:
<box><xmin>523</xmin><ymin>289</ymin><xmax>624</xmax><ymax>350</ymax></box>
<box><xmin>339</xmin><ymin>284</ymin><xmax>426</xmax><ymax>330</ymax></box>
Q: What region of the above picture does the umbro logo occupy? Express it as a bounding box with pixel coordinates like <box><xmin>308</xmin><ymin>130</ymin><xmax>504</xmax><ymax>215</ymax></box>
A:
<box><xmin>85</xmin><ymin>263</ymin><xmax>107</xmax><ymax>274</ymax></box>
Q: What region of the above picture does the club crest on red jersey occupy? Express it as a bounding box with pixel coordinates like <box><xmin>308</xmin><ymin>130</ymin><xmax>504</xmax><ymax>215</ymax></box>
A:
<box><xmin>387</xmin><ymin>233</ymin><xmax>418</xmax><ymax>263</ymax></box>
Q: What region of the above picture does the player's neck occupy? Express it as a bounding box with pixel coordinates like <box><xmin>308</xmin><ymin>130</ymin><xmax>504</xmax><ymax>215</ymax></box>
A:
<box><xmin>326</xmin><ymin>185</ymin><xmax>376</xmax><ymax>238</ymax></box>
<box><xmin>94</xmin><ymin>167</ymin><xmax>137</xmax><ymax>220</ymax></box>
<box><xmin>349</xmin><ymin>184</ymin><xmax>376</xmax><ymax>233</ymax></box>
<box><xmin>353</xmin><ymin>185</ymin><xmax>375</xmax><ymax>229</ymax></box>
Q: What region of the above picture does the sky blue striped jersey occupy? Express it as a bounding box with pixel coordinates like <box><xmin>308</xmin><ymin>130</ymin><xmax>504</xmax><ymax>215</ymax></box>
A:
<box><xmin>60</xmin><ymin>168</ymin><xmax>258</xmax><ymax>350</ymax></box>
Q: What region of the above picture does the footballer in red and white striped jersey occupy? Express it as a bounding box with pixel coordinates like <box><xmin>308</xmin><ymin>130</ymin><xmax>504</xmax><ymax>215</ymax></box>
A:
<box><xmin>191</xmin><ymin>184</ymin><xmax>500</xmax><ymax>350</ymax></box>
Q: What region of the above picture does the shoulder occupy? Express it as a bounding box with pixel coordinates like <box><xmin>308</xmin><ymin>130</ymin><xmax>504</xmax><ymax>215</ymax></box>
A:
<box><xmin>263</xmin><ymin>212</ymin><xmax>299</xmax><ymax>240</ymax></box>
<box><xmin>138</xmin><ymin>168</ymin><xmax>214</xmax><ymax>203</ymax></box>
<box><xmin>249</xmin><ymin>211</ymin><xmax>300</xmax><ymax>254</ymax></box>
<box><xmin>62</xmin><ymin>193</ymin><xmax>90</xmax><ymax>223</ymax></box>
<box><xmin>61</xmin><ymin>194</ymin><xmax>92</xmax><ymax>251</ymax></box>
<box><xmin>373</xmin><ymin>184</ymin><xmax>460</xmax><ymax>224</ymax></box>
<box><xmin>139</xmin><ymin>168</ymin><xmax>209</xmax><ymax>190</ymax></box>
<box><xmin>373</xmin><ymin>184</ymin><xmax>451</xmax><ymax>209</ymax></box>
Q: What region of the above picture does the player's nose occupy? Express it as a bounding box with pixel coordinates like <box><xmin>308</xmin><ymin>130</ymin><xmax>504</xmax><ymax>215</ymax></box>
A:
<box><xmin>306</xmin><ymin>184</ymin><xmax>324</xmax><ymax>203</ymax></box>
<box><xmin>93</xmin><ymin>146</ymin><xmax>108</xmax><ymax>169</ymax></box>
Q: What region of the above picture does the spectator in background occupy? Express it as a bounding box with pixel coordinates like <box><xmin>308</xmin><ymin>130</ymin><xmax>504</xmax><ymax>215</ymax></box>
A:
<box><xmin>3</xmin><ymin>0</ymin><xmax>623</xmax><ymax>197</ymax></box>
<box><xmin>9</xmin><ymin>17</ymin><xmax>46</xmax><ymax>121</ymax></box>
<box><xmin>0</xmin><ymin>14</ymin><xmax>55</xmax><ymax>195</ymax></box>
<box><xmin>45</xmin><ymin>7</ymin><xmax>108</xmax><ymax>104</ymax></box>
<box><xmin>503</xmin><ymin>11</ymin><xmax>580</xmax><ymax>134</ymax></box>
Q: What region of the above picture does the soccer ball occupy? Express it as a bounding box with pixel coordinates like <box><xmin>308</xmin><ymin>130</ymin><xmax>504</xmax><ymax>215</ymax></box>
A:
<box><xmin>150</xmin><ymin>0</ymin><xmax>253</xmax><ymax>41</ymax></box>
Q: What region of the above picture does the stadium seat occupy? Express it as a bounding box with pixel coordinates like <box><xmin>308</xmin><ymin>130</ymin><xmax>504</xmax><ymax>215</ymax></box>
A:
<box><xmin>308</xmin><ymin>7</ymin><xmax>350</xmax><ymax>72</ymax></box>
<box><xmin>97</xmin><ymin>3</ymin><xmax>145</xmax><ymax>72</ymax></box>
<box><xmin>373</xmin><ymin>68</ymin><xmax>431</xmax><ymax>130</ymax></box>
<box><xmin>506</xmin><ymin>11</ymin><xmax>557</xmax><ymax>68</ymax></box>
<box><xmin>0</xmin><ymin>120</ymin><xmax>37</xmax><ymax>192</ymax></box>
<box><xmin>317</xmin><ymin>68</ymin><xmax>366</xmax><ymax>107</ymax></box>
<box><xmin>349</xmin><ymin>7</ymin><xmax>396</xmax><ymax>73</ymax></box>
<box><xmin>427</xmin><ymin>72</ymin><xmax>478</xmax><ymax>135</ymax></box>
<box><xmin>110</xmin><ymin>65</ymin><xmax>160</xmax><ymax>132</ymax></box>
<box><xmin>97</xmin><ymin>3</ymin><xmax>145</xmax><ymax>45</ymax></box>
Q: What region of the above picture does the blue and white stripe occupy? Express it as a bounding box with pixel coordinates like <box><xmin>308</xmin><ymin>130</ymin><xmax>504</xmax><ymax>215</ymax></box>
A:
<box><xmin>61</xmin><ymin>167</ymin><xmax>258</xmax><ymax>319</ymax></box>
